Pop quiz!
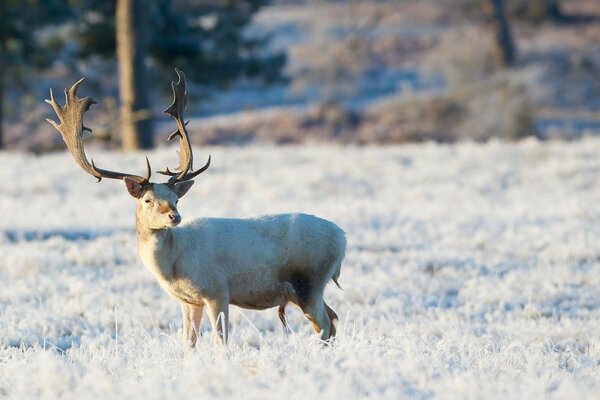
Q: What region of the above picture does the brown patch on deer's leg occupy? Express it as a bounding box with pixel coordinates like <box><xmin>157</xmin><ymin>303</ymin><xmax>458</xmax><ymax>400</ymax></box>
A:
<box><xmin>324</xmin><ymin>302</ymin><xmax>338</xmax><ymax>338</ymax></box>
<box><xmin>300</xmin><ymin>299</ymin><xmax>331</xmax><ymax>341</ymax></box>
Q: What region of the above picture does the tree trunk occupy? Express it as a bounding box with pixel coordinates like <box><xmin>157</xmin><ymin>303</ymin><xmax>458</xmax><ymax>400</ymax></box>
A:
<box><xmin>0</xmin><ymin>76</ymin><xmax>3</xmax><ymax>150</ymax></box>
<box><xmin>490</xmin><ymin>0</ymin><xmax>517</xmax><ymax>68</ymax></box>
<box><xmin>116</xmin><ymin>0</ymin><xmax>153</xmax><ymax>150</ymax></box>
<box><xmin>545</xmin><ymin>0</ymin><xmax>564</xmax><ymax>20</ymax></box>
<box><xmin>0</xmin><ymin>4</ymin><xmax>4</xmax><ymax>149</ymax></box>
<box><xmin>0</xmin><ymin>48</ymin><xmax>4</xmax><ymax>149</ymax></box>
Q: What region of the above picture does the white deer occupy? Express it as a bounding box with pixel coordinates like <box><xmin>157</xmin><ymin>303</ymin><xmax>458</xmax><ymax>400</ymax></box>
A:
<box><xmin>46</xmin><ymin>70</ymin><xmax>346</xmax><ymax>346</ymax></box>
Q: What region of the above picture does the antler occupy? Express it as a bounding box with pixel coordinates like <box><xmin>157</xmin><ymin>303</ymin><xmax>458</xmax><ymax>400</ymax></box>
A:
<box><xmin>158</xmin><ymin>69</ymin><xmax>211</xmax><ymax>185</ymax></box>
<box><xmin>46</xmin><ymin>78</ymin><xmax>151</xmax><ymax>184</ymax></box>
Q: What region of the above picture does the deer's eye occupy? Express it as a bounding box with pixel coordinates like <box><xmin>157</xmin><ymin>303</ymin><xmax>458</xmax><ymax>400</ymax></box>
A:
<box><xmin>144</xmin><ymin>199</ymin><xmax>153</xmax><ymax>204</ymax></box>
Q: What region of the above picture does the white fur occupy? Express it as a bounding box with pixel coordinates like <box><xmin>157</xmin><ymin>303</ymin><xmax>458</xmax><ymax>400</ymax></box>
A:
<box><xmin>132</xmin><ymin>182</ymin><xmax>346</xmax><ymax>346</ymax></box>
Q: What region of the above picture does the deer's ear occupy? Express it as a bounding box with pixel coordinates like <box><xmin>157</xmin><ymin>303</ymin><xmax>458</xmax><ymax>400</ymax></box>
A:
<box><xmin>124</xmin><ymin>177</ymin><xmax>143</xmax><ymax>198</ymax></box>
<box><xmin>172</xmin><ymin>180</ymin><xmax>194</xmax><ymax>198</ymax></box>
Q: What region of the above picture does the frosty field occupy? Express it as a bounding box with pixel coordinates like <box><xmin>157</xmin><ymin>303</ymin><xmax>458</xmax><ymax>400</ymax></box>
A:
<box><xmin>1</xmin><ymin>140</ymin><xmax>600</xmax><ymax>399</ymax></box>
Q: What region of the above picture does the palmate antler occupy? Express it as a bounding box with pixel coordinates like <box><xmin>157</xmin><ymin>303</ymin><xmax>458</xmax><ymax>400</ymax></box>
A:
<box><xmin>46</xmin><ymin>69</ymin><xmax>210</xmax><ymax>187</ymax></box>
<box><xmin>157</xmin><ymin>69</ymin><xmax>211</xmax><ymax>186</ymax></box>
<box><xmin>46</xmin><ymin>78</ymin><xmax>151</xmax><ymax>184</ymax></box>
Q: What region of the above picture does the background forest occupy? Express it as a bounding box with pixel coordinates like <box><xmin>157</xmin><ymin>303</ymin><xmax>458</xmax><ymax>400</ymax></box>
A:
<box><xmin>1</xmin><ymin>0</ymin><xmax>599</xmax><ymax>151</ymax></box>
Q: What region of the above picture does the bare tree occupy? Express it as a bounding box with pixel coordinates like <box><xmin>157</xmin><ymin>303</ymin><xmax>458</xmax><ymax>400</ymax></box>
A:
<box><xmin>116</xmin><ymin>0</ymin><xmax>153</xmax><ymax>150</ymax></box>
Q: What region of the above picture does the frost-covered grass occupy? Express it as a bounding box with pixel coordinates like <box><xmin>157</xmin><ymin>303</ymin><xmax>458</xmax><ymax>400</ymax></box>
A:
<box><xmin>2</xmin><ymin>140</ymin><xmax>600</xmax><ymax>398</ymax></box>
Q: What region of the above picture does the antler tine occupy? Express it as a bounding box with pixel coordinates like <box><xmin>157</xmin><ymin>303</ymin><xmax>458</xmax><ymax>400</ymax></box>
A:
<box><xmin>46</xmin><ymin>78</ymin><xmax>151</xmax><ymax>184</ymax></box>
<box><xmin>159</xmin><ymin>68</ymin><xmax>211</xmax><ymax>185</ymax></box>
<box><xmin>173</xmin><ymin>155</ymin><xmax>210</xmax><ymax>182</ymax></box>
<box><xmin>156</xmin><ymin>120</ymin><xmax>190</xmax><ymax>176</ymax></box>
<box><xmin>144</xmin><ymin>156</ymin><xmax>152</xmax><ymax>181</ymax></box>
<box><xmin>158</xmin><ymin>154</ymin><xmax>211</xmax><ymax>179</ymax></box>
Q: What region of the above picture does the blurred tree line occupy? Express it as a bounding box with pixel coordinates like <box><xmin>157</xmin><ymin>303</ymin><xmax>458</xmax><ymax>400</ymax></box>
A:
<box><xmin>292</xmin><ymin>0</ymin><xmax>599</xmax><ymax>144</ymax></box>
<box><xmin>0</xmin><ymin>0</ymin><xmax>285</xmax><ymax>150</ymax></box>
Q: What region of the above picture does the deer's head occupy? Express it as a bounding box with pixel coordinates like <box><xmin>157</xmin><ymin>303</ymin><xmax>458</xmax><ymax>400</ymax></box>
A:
<box><xmin>46</xmin><ymin>69</ymin><xmax>210</xmax><ymax>229</ymax></box>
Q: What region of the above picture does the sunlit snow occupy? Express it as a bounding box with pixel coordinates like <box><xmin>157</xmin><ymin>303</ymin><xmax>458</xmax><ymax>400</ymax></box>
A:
<box><xmin>1</xmin><ymin>140</ymin><xmax>600</xmax><ymax>398</ymax></box>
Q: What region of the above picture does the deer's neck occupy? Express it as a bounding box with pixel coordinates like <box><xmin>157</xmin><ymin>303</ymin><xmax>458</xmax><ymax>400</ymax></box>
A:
<box><xmin>136</xmin><ymin>219</ymin><xmax>178</xmax><ymax>281</ymax></box>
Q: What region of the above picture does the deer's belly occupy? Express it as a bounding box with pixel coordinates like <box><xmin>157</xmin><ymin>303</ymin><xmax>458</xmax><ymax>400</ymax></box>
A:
<box><xmin>229</xmin><ymin>282</ymin><xmax>294</xmax><ymax>310</ymax></box>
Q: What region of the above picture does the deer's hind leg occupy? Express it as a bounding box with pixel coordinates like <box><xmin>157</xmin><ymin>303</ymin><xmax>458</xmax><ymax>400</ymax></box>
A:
<box><xmin>288</xmin><ymin>272</ymin><xmax>332</xmax><ymax>341</ymax></box>
<box><xmin>300</xmin><ymin>298</ymin><xmax>332</xmax><ymax>341</ymax></box>
<box><xmin>278</xmin><ymin>281</ymin><xmax>298</xmax><ymax>334</ymax></box>
<box><xmin>324</xmin><ymin>302</ymin><xmax>338</xmax><ymax>338</ymax></box>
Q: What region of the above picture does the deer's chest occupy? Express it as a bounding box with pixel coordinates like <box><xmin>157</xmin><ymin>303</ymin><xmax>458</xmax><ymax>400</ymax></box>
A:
<box><xmin>161</xmin><ymin>277</ymin><xmax>206</xmax><ymax>305</ymax></box>
<box><xmin>138</xmin><ymin>245</ymin><xmax>212</xmax><ymax>304</ymax></box>
<box><xmin>138</xmin><ymin>241</ymin><xmax>174</xmax><ymax>277</ymax></box>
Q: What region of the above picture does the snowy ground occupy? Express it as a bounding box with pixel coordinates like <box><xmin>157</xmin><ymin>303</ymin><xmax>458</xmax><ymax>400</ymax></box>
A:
<box><xmin>1</xmin><ymin>140</ymin><xmax>600</xmax><ymax>398</ymax></box>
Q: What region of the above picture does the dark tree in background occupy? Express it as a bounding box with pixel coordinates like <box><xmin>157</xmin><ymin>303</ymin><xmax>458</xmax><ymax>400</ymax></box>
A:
<box><xmin>0</xmin><ymin>0</ymin><xmax>72</xmax><ymax>149</ymax></box>
<box><xmin>75</xmin><ymin>0</ymin><xmax>286</xmax><ymax>150</ymax></box>
<box><xmin>490</xmin><ymin>0</ymin><xmax>516</xmax><ymax>67</ymax></box>
<box><xmin>116</xmin><ymin>0</ymin><xmax>153</xmax><ymax>150</ymax></box>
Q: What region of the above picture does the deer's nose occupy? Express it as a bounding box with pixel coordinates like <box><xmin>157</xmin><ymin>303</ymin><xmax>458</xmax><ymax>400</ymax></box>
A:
<box><xmin>168</xmin><ymin>213</ymin><xmax>181</xmax><ymax>224</ymax></box>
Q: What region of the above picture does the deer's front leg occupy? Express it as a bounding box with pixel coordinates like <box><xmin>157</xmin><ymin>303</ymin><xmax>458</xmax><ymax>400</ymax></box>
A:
<box><xmin>205</xmin><ymin>296</ymin><xmax>229</xmax><ymax>345</ymax></box>
<box><xmin>181</xmin><ymin>303</ymin><xmax>204</xmax><ymax>348</ymax></box>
